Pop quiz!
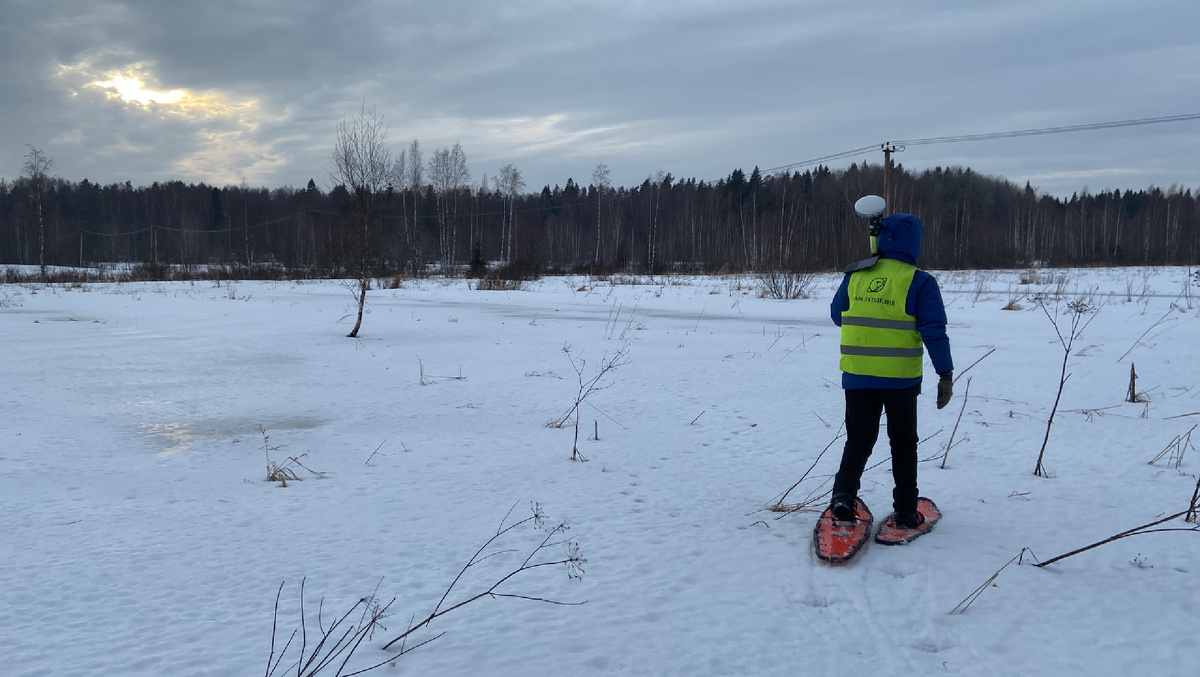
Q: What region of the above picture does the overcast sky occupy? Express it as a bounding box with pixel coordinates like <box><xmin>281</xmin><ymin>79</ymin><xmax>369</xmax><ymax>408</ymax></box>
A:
<box><xmin>3</xmin><ymin>0</ymin><xmax>1199</xmax><ymax>198</ymax></box>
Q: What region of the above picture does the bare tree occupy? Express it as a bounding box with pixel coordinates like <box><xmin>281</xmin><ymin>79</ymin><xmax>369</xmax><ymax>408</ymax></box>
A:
<box><xmin>21</xmin><ymin>146</ymin><xmax>52</xmax><ymax>280</ymax></box>
<box><xmin>497</xmin><ymin>164</ymin><xmax>525</xmax><ymax>263</ymax></box>
<box><xmin>473</xmin><ymin>173</ymin><xmax>490</xmax><ymax>259</ymax></box>
<box><xmin>428</xmin><ymin>143</ymin><xmax>470</xmax><ymax>267</ymax></box>
<box><xmin>449</xmin><ymin>143</ymin><xmax>469</xmax><ymax>264</ymax></box>
<box><xmin>405</xmin><ymin>140</ymin><xmax>424</xmax><ymax>274</ymax></box>
<box><xmin>646</xmin><ymin>170</ymin><xmax>667</xmax><ymax>272</ymax></box>
<box><xmin>429</xmin><ymin>147</ymin><xmax>453</xmax><ymax>266</ymax></box>
<box><xmin>591</xmin><ymin>162</ymin><xmax>610</xmax><ymax>265</ymax></box>
<box><xmin>331</xmin><ymin>102</ymin><xmax>392</xmax><ymax>338</ymax></box>
<box><xmin>389</xmin><ymin>147</ymin><xmax>409</xmax><ymax>268</ymax></box>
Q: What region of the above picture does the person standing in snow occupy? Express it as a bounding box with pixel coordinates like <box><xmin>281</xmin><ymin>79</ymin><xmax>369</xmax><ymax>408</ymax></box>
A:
<box><xmin>829</xmin><ymin>212</ymin><xmax>953</xmax><ymax>531</ymax></box>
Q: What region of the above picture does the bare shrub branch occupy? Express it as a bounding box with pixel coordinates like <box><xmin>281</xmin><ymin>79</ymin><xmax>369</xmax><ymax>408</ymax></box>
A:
<box><xmin>379</xmin><ymin>503</ymin><xmax>586</xmax><ymax>651</ymax></box>
<box><xmin>265</xmin><ymin>578</ymin><xmax>422</xmax><ymax>677</ymax></box>
<box><xmin>266</xmin><ymin>505</ymin><xmax>585</xmax><ymax>674</ymax></box>
<box><xmin>757</xmin><ymin>271</ymin><xmax>817</xmax><ymax>300</ymax></box>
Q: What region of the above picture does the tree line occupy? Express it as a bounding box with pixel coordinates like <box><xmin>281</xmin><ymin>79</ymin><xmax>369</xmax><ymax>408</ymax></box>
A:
<box><xmin>3</xmin><ymin>147</ymin><xmax>1198</xmax><ymax>278</ymax></box>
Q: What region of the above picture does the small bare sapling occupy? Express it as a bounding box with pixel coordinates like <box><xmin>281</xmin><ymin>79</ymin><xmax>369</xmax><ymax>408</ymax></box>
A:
<box><xmin>1034</xmin><ymin>299</ymin><xmax>1099</xmax><ymax>477</ymax></box>
<box><xmin>546</xmin><ymin>344</ymin><xmax>630</xmax><ymax>462</ymax></box>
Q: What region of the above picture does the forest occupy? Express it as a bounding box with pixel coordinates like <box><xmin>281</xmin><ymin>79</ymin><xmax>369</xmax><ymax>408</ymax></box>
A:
<box><xmin>3</xmin><ymin>154</ymin><xmax>1198</xmax><ymax>279</ymax></box>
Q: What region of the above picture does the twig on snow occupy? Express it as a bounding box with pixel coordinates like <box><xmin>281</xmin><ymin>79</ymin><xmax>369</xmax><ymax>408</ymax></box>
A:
<box><xmin>1034</xmin><ymin>511</ymin><xmax>1197</xmax><ymax>568</ymax></box>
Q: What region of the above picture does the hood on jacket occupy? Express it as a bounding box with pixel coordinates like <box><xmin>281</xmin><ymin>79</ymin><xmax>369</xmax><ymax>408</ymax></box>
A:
<box><xmin>876</xmin><ymin>213</ymin><xmax>923</xmax><ymax>266</ymax></box>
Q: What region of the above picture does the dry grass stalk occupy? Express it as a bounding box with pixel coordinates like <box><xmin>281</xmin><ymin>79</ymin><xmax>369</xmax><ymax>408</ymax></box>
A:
<box><xmin>260</xmin><ymin>425</ymin><xmax>327</xmax><ymax>487</ymax></box>
<box><xmin>1117</xmin><ymin>307</ymin><xmax>1176</xmax><ymax>363</ymax></box>
<box><xmin>1148</xmin><ymin>425</ymin><xmax>1196</xmax><ymax>468</ymax></box>
<box><xmin>949</xmin><ymin>548</ymin><xmax>1031</xmax><ymax>615</ymax></box>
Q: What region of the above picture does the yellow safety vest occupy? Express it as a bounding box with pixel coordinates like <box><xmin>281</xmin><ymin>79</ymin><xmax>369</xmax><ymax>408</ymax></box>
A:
<box><xmin>839</xmin><ymin>258</ymin><xmax>924</xmax><ymax>378</ymax></box>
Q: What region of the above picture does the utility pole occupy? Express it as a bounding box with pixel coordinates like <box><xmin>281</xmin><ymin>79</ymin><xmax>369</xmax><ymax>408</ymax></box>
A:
<box><xmin>881</xmin><ymin>142</ymin><xmax>899</xmax><ymax>206</ymax></box>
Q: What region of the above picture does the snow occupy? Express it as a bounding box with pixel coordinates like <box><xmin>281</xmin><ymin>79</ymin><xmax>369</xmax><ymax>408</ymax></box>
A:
<box><xmin>2</xmin><ymin>268</ymin><xmax>1198</xmax><ymax>676</ymax></box>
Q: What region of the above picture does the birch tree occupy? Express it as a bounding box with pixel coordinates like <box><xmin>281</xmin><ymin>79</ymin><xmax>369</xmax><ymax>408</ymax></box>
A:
<box><xmin>497</xmin><ymin>164</ymin><xmax>525</xmax><ymax>262</ymax></box>
<box><xmin>429</xmin><ymin>143</ymin><xmax>471</xmax><ymax>266</ymax></box>
<box><xmin>429</xmin><ymin>147</ymin><xmax>453</xmax><ymax>266</ymax></box>
<box><xmin>591</xmin><ymin>162</ymin><xmax>610</xmax><ymax>265</ymax></box>
<box><xmin>21</xmin><ymin>146</ymin><xmax>52</xmax><ymax>280</ymax></box>
<box><xmin>406</xmin><ymin>139</ymin><xmax>424</xmax><ymax>273</ymax></box>
<box><xmin>331</xmin><ymin>102</ymin><xmax>391</xmax><ymax>338</ymax></box>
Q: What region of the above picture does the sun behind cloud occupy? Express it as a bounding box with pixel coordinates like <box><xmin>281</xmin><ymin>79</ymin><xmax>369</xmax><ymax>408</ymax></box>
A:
<box><xmin>93</xmin><ymin>73</ymin><xmax>186</xmax><ymax>107</ymax></box>
<box><xmin>56</xmin><ymin>58</ymin><xmax>286</xmax><ymax>185</ymax></box>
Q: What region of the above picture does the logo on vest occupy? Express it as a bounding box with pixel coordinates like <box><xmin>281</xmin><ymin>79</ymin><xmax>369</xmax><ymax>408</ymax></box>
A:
<box><xmin>867</xmin><ymin>277</ymin><xmax>887</xmax><ymax>293</ymax></box>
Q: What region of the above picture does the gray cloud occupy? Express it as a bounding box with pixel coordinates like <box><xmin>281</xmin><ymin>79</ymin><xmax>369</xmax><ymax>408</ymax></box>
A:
<box><xmin>3</xmin><ymin>0</ymin><xmax>1198</xmax><ymax>197</ymax></box>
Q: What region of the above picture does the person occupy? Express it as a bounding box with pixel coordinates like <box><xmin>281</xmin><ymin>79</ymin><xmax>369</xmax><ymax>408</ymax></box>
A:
<box><xmin>828</xmin><ymin>212</ymin><xmax>953</xmax><ymax>531</ymax></box>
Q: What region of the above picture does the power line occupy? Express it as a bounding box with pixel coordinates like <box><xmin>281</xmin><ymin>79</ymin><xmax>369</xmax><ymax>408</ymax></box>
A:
<box><xmin>763</xmin><ymin>112</ymin><xmax>1200</xmax><ymax>175</ymax></box>
<box><xmin>893</xmin><ymin>112</ymin><xmax>1200</xmax><ymax>147</ymax></box>
<box><xmin>761</xmin><ymin>145</ymin><xmax>880</xmax><ymax>175</ymax></box>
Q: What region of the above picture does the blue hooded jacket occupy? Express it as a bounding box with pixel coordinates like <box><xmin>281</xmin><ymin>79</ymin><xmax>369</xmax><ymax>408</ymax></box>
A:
<box><xmin>831</xmin><ymin>213</ymin><xmax>953</xmax><ymax>389</ymax></box>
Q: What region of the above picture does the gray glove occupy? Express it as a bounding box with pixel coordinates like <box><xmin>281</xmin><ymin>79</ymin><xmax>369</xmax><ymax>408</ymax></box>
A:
<box><xmin>936</xmin><ymin>372</ymin><xmax>953</xmax><ymax>409</ymax></box>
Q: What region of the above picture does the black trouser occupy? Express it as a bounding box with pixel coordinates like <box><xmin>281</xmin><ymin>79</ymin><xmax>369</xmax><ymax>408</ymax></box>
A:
<box><xmin>831</xmin><ymin>385</ymin><xmax>920</xmax><ymax>515</ymax></box>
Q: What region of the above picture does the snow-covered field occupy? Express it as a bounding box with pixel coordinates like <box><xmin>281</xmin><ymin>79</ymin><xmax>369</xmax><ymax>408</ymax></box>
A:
<box><xmin>2</xmin><ymin>267</ymin><xmax>1198</xmax><ymax>676</ymax></box>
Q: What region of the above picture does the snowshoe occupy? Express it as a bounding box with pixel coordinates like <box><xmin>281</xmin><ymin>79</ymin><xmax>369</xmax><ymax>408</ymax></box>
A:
<box><xmin>874</xmin><ymin>497</ymin><xmax>941</xmax><ymax>546</ymax></box>
<box><xmin>813</xmin><ymin>497</ymin><xmax>873</xmax><ymax>564</ymax></box>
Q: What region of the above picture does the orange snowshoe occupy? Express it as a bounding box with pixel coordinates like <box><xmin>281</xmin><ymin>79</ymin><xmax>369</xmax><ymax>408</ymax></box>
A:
<box><xmin>874</xmin><ymin>497</ymin><xmax>941</xmax><ymax>546</ymax></box>
<box><xmin>813</xmin><ymin>497</ymin><xmax>873</xmax><ymax>564</ymax></box>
